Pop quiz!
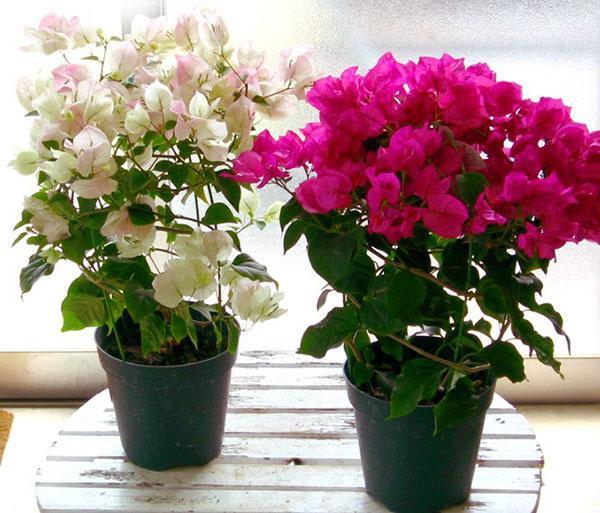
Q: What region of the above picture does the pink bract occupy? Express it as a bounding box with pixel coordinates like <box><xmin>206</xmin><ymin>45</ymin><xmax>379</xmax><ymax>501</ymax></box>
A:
<box><xmin>231</xmin><ymin>53</ymin><xmax>600</xmax><ymax>259</ymax></box>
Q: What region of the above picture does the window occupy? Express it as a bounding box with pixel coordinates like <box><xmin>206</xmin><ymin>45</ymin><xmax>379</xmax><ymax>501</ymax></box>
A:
<box><xmin>1</xmin><ymin>0</ymin><xmax>598</xmax><ymax>401</ymax></box>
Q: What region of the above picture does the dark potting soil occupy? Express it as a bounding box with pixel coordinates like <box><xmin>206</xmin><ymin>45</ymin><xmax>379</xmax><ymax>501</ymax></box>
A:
<box><xmin>359</xmin><ymin>338</ymin><xmax>490</xmax><ymax>403</ymax></box>
<box><xmin>100</xmin><ymin>311</ymin><xmax>222</xmax><ymax>366</ymax></box>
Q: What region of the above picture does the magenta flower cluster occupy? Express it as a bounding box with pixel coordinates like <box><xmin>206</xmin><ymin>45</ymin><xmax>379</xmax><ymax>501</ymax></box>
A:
<box><xmin>231</xmin><ymin>53</ymin><xmax>600</xmax><ymax>258</ymax></box>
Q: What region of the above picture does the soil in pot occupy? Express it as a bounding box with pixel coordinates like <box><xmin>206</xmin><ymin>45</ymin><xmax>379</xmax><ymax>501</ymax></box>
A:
<box><xmin>345</xmin><ymin>339</ymin><xmax>495</xmax><ymax>513</ymax></box>
<box><xmin>96</xmin><ymin>311</ymin><xmax>237</xmax><ymax>471</ymax></box>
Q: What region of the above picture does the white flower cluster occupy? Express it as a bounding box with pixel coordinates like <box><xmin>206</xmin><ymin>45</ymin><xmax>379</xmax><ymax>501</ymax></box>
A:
<box><xmin>152</xmin><ymin>229</ymin><xmax>284</xmax><ymax>323</ymax></box>
<box><xmin>10</xmin><ymin>10</ymin><xmax>309</xmax><ymax>329</ymax></box>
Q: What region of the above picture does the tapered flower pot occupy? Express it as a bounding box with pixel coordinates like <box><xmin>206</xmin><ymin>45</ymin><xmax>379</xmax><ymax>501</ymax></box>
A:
<box><xmin>344</xmin><ymin>363</ymin><xmax>495</xmax><ymax>513</ymax></box>
<box><xmin>96</xmin><ymin>327</ymin><xmax>237</xmax><ymax>471</ymax></box>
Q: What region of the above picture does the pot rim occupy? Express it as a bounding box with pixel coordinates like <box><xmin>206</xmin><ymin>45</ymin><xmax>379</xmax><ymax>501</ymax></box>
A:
<box><xmin>343</xmin><ymin>360</ymin><xmax>496</xmax><ymax>410</ymax></box>
<box><xmin>95</xmin><ymin>327</ymin><xmax>236</xmax><ymax>370</ymax></box>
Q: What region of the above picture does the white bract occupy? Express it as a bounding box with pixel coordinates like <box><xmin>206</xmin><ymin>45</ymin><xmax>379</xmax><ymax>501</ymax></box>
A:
<box><xmin>10</xmin><ymin>149</ymin><xmax>41</xmax><ymax>175</ymax></box>
<box><xmin>231</xmin><ymin>278</ymin><xmax>285</xmax><ymax>323</ymax></box>
<box><xmin>152</xmin><ymin>258</ymin><xmax>217</xmax><ymax>308</ymax></box>
<box><xmin>23</xmin><ymin>197</ymin><xmax>70</xmax><ymax>243</ymax></box>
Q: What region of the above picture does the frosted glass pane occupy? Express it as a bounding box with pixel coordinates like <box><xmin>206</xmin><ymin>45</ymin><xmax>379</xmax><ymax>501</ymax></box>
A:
<box><xmin>166</xmin><ymin>0</ymin><xmax>600</xmax><ymax>356</ymax></box>
<box><xmin>0</xmin><ymin>1</ymin><xmax>122</xmax><ymax>351</ymax></box>
<box><xmin>1</xmin><ymin>1</ymin><xmax>597</xmax><ymax>355</ymax></box>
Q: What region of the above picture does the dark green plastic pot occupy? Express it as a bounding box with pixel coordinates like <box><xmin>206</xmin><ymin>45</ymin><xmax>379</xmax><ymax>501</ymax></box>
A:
<box><xmin>344</xmin><ymin>363</ymin><xmax>495</xmax><ymax>513</ymax></box>
<box><xmin>96</xmin><ymin>328</ymin><xmax>237</xmax><ymax>471</ymax></box>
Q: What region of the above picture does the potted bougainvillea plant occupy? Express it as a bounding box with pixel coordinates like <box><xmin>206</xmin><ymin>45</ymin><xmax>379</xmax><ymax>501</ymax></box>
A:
<box><xmin>230</xmin><ymin>53</ymin><xmax>600</xmax><ymax>512</ymax></box>
<box><xmin>11</xmin><ymin>11</ymin><xmax>312</xmax><ymax>470</ymax></box>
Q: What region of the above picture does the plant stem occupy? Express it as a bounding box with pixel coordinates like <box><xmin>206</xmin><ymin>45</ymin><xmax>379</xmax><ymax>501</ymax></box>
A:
<box><xmin>102</xmin><ymin>291</ymin><xmax>126</xmax><ymax>361</ymax></box>
<box><xmin>453</xmin><ymin>237</ymin><xmax>474</xmax><ymax>360</ymax></box>
<box><xmin>368</xmin><ymin>246</ymin><xmax>479</xmax><ymax>300</ymax></box>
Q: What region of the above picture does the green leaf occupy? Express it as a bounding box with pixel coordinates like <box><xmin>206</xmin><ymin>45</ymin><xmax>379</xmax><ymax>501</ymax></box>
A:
<box><xmin>140</xmin><ymin>313</ymin><xmax>166</xmax><ymax>356</ymax></box>
<box><xmin>127</xmin><ymin>203</ymin><xmax>155</xmax><ymax>225</ymax></box>
<box><xmin>123</xmin><ymin>284</ymin><xmax>158</xmax><ymax>323</ymax></box>
<box><xmin>350</xmin><ymin>361</ymin><xmax>374</xmax><ymax>387</ymax></box>
<box><xmin>388</xmin><ymin>359</ymin><xmax>445</xmax><ymax>419</ymax></box>
<box><xmin>283</xmin><ymin>219</ymin><xmax>307</xmax><ymax>253</ymax></box>
<box><xmin>170</xmin><ymin>313</ymin><xmax>188</xmax><ymax>344</ymax></box>
<box><xmin>174</xmin><ymin>303</ymin><xmax>198</xmax><ymax>348</ymax></box>
<box><xmin>61</xmin><ymin>278</ymin><xmax>106</xmax><ymax>331</ymax></box>
<box><xmin>215</xmin><ymin>173</ymin><xmax>242</xmax><ymax>210</ymax></box>
<box><xmin>306</xmin><ymin>228</ymin><xmax>360</xmax><ymax>285</ymax></box>
<box><xmin>439</xmin><ymin>241</ymin><xmax>479</xmax><ymax>290</ymax></box>
<box><xmin>386</xmin><ymin>270</ymin><xmax>427</xmax><ymax>317</ymax></box>
<box><xmin>165</xmin><ymin>119</ymin><xmax>177</xmax><ymax>131</ymax></box>
<box><xmin>11</xmin><ymin>232</ymin><xmax>28</xmax><ymax>247</ymax></box>
<box><xmin>224</xmin><ymin>317</ymin><xmax>241</xmax><ymax>354</ymax></box>
<box><xmin>202</xmin><ymin>202</ymin><xmax>238</xmax><ymax>225</ymax></box>
<box><xmin>48</xmin><ymin>193</ymin><xmax>76</xmax><ymax>220</ymax></box>
<box><xmin>227</xmin><ymin>230</ymin><xmax>241</xmax><ymax>251</ymax></box>
<box><xmin>299</xmin><ymin>305</ymin><xmax>359</xmax><ymax>358</ymax></box>
<box><xmin>512</xmin><ymin>317</ymin><xmax>561</xmax><ymax>374</ymax></box>
<box><xmin>473</xmin><ymin>318</ymin><xmax>493</xmax><ymax>337</ymax></box>
<box><xmin>433</xmin><ymin>377</ymin><xmax>479</xmax><ymax>434</ymax></box>
<box><xmin>231</xmin><ymin>253</ymin><xmax>277</xmax><ymax>286</ymax></box>
<box><xmin>477</xmin><ymin>278</ymin><xmax>508</xmax><ymax>319</ymax></box>
<box><xmin>482</xmin><ymin>341</ymin><xmax>525</xmax><ymax>382</ymax></box>
<box><xmin>456</xmin><ymin>172</ymin><xmax>488</xmax><ymax>206</ymax></box>
<box><xmin>78</xmin><ymin>197</ymin><xmax>97</xmax><ymax>213</ymax></box>
<box><xmin>334</xmin><ymin>254</ymin><xmax>376</xmax><ymax>296</ymax></box>
<box><xmin>360</xmin><ymin>295</ymin><xmax>406</xmax><ymax>335</ymax></box>
<box><xmin>79</xmin><ymin>211</ymin><xmax>108</xmax><ymax>229</ymax></box>
<box><xmin>252</xmin><ymin>95</ymin><xmax>270</xmax><ymax>106</ymax></box>
<box><xmin>316</xmin><ymin>288</ymin><xmax>334</xmax><ymax>311</ymax></box>
<box><xmin>380</xmin><ymin>337</ymin><xmax>405</xmax><ymax>361</ymax></box>
<box><xmin>169</xmin><ymin>164</ymin><xmax>191</xmax><ymax>188</ymax></box>
<box><xmin>20</xmin><ymin>254</ymin><xmax>54</xmax><ymax>294</ymax></box>
<box><xmin>128</xmin><ymin>169</ymin><xmax>151</xmax><ymax>192</ymax></box>
<box><xmin>279</xmin><ymin>197</ymin><xmax>303</xmax><ymax>229</ymax></box>
<box><xmin>531</xmin><ymin>302</ymin><xmax>571</xmax><ymax>353</ymax></box>
<box><xmin>42</xmin><ymin>140</ymin><xmax>60</xmax><ymax>151</ymax></box>
<box><xmin>100</xmin><ymin>256</ymin><xmax>154</xmax><ymax>288</ymax></box>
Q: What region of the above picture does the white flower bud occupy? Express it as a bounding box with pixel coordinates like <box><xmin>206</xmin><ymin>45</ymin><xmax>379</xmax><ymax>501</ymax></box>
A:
<box><xmin>144</xmin><ymin>80</ymin><xmax>173</xmax><ymax>115</ymax></box>
<box><xmin>200</xmin><ymin>230</ymin><xmax>233</xmax><ymax>266</ymax></box>
<box><xmin>124</xmin><ymin>104</ymin><xmax>151</xmax><ymax>135</ymax></box>
<box><xmin>189</xmin><ymin>92</ymin><xmax>211</xmax><ymax>118</ymax></box>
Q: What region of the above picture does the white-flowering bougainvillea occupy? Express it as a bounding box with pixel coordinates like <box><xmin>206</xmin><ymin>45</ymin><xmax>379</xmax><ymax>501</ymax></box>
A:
<box><xmin>11</xmin><ymin>11</ymin><xmax>312</xmax><ymax>359</ymax></box>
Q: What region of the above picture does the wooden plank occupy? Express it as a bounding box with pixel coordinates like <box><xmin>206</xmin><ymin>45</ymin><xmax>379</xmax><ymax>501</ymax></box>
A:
<box><xmin>36</xmin><ymin>487</ymin><xmax>540</xmax><ymax>513</ymax></box>
<box><xmin>61</xmin><ymin>411</ymin><xmax>534</xmax><ymax>439</ymax></box>
<box><xmin>99</xmin><ymin>388</ymin><xmax>514</xmax><ymax>414</ymax></box>
<box><xmin>36</xmin><ymin>460</ymin><xmax>541</xmax><ymax>493</ymax></box>
<box><xmin>46</xmin><ymin>434</ymin><xmax>542</xmax><ymax>467</ymax></box>
<box><xmin>230</xmin><ymin>366</ymin><xmax>346</xmax><ymax>389</ymax></box>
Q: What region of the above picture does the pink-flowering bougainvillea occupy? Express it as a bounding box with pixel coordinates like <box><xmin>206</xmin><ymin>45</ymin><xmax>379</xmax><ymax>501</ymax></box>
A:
<box><xmin>232</xmin><ymin>53</ymin><xmax>599</xmax><ymax>259</ymax></box>
<box><xmin>230</xmin><ymin>53</ymin><xmax>599</xmax><ymax>431</ymax></box>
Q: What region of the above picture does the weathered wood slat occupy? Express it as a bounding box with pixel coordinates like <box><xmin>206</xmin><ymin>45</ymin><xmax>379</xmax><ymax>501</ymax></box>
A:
<box><xmin>37</xmin><ymin>460</ymin><xmax>541</xmax><ymax>493</ymax></box>
<box><xmin>60</xmin><ymin>411</ymin><xmax>534</xmax><ymax>439</ymax></box>
<box><xmin>46</xmin><ymin>434</ymin><xmax>542</xmax><ymax>467</ymax></box>
<box><xmin>36</xmin><ymin>487</ymin><xmax>540</xmax><ymax>513</ymax></box>
<box><xmin>101</xmin><ymin>388</ymin><xmax>514</xmax><ymax>414</ymax></box>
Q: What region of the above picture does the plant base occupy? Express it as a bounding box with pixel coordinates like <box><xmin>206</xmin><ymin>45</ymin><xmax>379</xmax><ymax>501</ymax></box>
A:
<box><xmin>344</xmin><ymin>363</ymin><xmax>495</xmax><ymax>513</ymax></box>
<box><xmin>96</xmin><ymin>328</ymin><xmax>237</xmax><ymax>471</ymax></box>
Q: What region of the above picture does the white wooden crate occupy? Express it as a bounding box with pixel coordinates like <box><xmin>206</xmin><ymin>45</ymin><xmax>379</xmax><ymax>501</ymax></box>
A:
<box><xmin>36</xmin><ymin>351</ymin><xmax>542</xmax><ymax>512</ymax></box>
